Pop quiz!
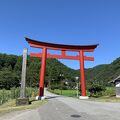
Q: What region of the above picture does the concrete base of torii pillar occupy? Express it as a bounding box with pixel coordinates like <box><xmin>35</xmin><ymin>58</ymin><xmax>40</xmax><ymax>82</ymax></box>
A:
<box><xmin>36</xmin><ymin>96</ymin><xmax>46</xmax><ymax>100</ymax></box>
<box><xmin>79</xmin><ymin>96</ymin><xmax>89</xmax><ymax>99</ymax></box>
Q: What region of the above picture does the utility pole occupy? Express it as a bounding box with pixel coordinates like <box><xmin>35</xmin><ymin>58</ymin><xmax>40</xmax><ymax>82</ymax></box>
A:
<box><xmin>60</xmin><ymin>74</ymin><xmax>64</xmax><ymax>95</ymax></box>
<box><xmin>75</xmin><ymin>76</ymin><xmax>79</xmax><ymax>98</ymax></box>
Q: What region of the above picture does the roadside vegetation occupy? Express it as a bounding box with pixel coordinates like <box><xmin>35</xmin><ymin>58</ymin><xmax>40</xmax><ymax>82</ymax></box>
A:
<box><xmin>0</xmin><ymin>87</ymin><xmax>38</xmax><ymax>105</ymax></box>
<box><xmin>49</xmin><ymin>87</ymin><xmax>120</xmax><ymax>102</ymax></box>
<box><xmin>49</xmin><ymin>87</ymin><xmax>116</xmax><ymax>97</ymax></box>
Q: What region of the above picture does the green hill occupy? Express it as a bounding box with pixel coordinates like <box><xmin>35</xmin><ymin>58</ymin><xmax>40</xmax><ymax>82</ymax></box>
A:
<box><xmin>0</xmin><ymin>53</ymin><xmax>120</xmax><ymax>90</ymax></box>
<box><xmin>85</xmin><ymin>57</ymin><xmax>120</xmax><ymax>86</ymax></box>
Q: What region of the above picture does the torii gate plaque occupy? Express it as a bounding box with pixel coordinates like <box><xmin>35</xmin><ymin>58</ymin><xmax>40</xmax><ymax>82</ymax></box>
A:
<box><xmin>26</xmin><ymin>37</ymin><xmax>98</xmax><ymax>100</ymax></box>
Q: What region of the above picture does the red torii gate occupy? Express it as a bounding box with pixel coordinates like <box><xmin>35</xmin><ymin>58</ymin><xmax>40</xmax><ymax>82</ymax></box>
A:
<box><xmin>26</xmin><ymin>37</ymin><xmax>98</xmax><ymax>99</ymax></box>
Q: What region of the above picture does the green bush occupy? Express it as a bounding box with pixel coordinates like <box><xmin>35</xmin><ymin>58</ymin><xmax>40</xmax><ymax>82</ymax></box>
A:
<box><xmin>102</xmin><ymin>87</ymin><xmax>115</xmax><ymax>96</ymax></box>
<box><xmin>26</xmin><ymin>87</ymin><xmax>38</xmax><ymax>97</ymax></box>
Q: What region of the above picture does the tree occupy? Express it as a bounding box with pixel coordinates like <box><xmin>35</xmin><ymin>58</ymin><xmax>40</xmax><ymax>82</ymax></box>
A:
<box><xmin>87</xmin><ymin>79</ymin><xmax>106</xmax><ymax>96</ymax></box>
<box><xmin>26</xmin><ymin>57</ymin><xmax>40</xmax><ymax>87</ymax></box>
<box><xmin>0</xmin><ymin>68</ymin><xmax>20</xmax><ymax>89</ymax></box>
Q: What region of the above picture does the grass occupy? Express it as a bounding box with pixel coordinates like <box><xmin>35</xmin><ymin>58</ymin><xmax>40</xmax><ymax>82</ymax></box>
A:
<box><xmin>0</xmin><ymin>97</ymin><xmax>47</xmax><ymax>116</ymax></box>
<box><xmin>49</xmin><ymin>89</ymin><xmax>78</xmax><ymax>97</ymax></box>
<box><xmin>89</xmin><ymin>95</ymin><xmax>120</xmax><ymax>102</ymax></box>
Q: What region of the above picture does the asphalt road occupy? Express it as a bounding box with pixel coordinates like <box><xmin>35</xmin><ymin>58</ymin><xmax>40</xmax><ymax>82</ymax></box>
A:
<box><xmin>0</xmin><ymin>89</ymin><xmax>120</xmax><ymax>120</ymax></box>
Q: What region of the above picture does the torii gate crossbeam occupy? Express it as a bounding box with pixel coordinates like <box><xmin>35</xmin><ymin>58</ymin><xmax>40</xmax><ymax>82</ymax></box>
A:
<box><xmin>26</xmin><ymin>37</ymin><xmax>98</xmax><ymax>99</ymax></box>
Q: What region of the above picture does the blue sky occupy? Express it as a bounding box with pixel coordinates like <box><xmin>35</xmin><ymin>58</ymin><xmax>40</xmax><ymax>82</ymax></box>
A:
<box><xmin>0</xmin><ymin>0</ymin><xmax>120</xmax><ymax>69</ymax></box>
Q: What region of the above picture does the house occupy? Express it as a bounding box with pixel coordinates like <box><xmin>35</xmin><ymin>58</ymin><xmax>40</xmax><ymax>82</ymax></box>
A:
<box><xmin>109</xmin><ymin>75</ymin><xmax>120</xmax><ymax>98</ymax></box>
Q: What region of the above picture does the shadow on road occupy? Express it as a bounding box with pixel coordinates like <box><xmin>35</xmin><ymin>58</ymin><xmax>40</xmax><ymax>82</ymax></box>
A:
<box><xmin>45</xmin><ymin>96</ymin><xmax>60</xmax><ymax>100</ymax></box>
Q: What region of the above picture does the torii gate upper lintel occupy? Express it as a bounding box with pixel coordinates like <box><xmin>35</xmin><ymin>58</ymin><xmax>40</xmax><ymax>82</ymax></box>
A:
<box><xmin>26</xmin><ymin>37</ymin><xmax>98</xmax><ymax>99</ymax></box>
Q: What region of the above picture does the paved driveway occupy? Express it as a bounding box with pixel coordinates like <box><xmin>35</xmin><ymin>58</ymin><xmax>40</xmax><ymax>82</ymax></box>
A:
<box><xmin>0</xmin><ymin>89</ymin><xmax>120</xmax><ymax>120</ymax></box>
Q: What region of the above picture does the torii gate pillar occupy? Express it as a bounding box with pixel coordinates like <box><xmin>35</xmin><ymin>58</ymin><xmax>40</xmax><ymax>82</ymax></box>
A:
<box><xmin>79</xmin><ymin>50</ymin><xmax>88</xmax><ymax>99</ymax></box>
<box><xmin>37</xmin><ymin>47</ymin><xmax>47</xmax><ymax>100</ymax></box>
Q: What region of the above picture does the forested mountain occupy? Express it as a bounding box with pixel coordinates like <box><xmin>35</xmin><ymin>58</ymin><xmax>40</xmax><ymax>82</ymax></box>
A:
<box><xmin>85</xmin><ymin>57</ymin><xmax>120</xmax><ymax>86</ymax></box>
<box><xmin>0</xmin><ymin>53</ymin><xmax>120</xmax><ymax>90</ymax></box>
<box><xmin>0</xmin><ymin>53</ymin><xmax>78</xmax><ymax>89</ymax></box>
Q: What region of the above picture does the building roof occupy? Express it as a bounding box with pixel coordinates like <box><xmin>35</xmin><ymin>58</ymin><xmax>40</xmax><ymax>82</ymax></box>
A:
<box><xmin>109</xmin><ymin>75</ymin><xmax>120</xmax><ymax>83</ymax></box>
